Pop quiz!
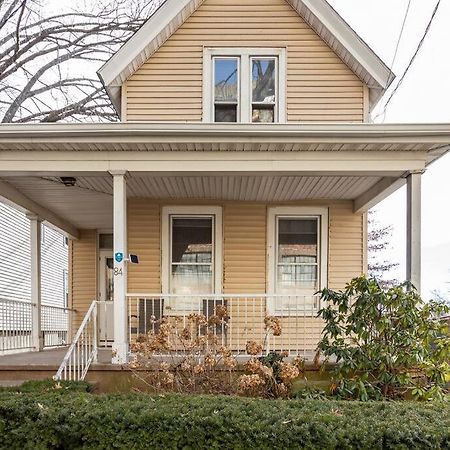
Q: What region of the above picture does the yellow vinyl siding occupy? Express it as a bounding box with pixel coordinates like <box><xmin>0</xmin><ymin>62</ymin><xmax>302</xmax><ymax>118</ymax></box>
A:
<box><xmin>328</xmin><ymin>203</ymin><xmax>365</xmax><ymax>289</ymax></box>
<box><xmin>125</xmin><ymin>0</ymin><xmax>365</xmax><ymax>123</ymax></box>
<box><xmin>127</xmin><ymin>200</ymin><xmax>161</xmax><ymax>293</ymax></box>
<box><xmin>223</xmin><ymin>203</ymin><xmax>266</xmax><ymax>293</ymax></box>
<box><xmin>70</xmin><ymin>230</ymin><xmax>97</xmax><ymax>334</ymax></box>
<box><xmin>122</xmin><ymin>201</ymin><xmax>364</xmax><ymax>294</ymax></box>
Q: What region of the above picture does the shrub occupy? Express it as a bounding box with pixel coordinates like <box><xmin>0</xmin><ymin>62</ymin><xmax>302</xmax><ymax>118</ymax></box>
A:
<box><xmin>317</xmin><ymin>276</ymin><xmax>450</xmax><ymax>401</ymax></box>
<box><xmin>0</xmin><ymin>390</ymin><xmax>450</xmax><ymax>449</ymax></box>
<box><xmin>130</xmin><ymin>306</ymin><xmax>301</xmax><ymax>398</ymax></box>
<box><xmin>0</xmin><ymin>379</ymin><xmax>90</xmax><ymax>393</ymax></box>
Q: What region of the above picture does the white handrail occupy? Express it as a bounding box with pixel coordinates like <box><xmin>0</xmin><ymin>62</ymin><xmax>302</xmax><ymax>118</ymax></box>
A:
<box><xmin>53</xmin><ymin>300</ymin><xmax>98</xmax><ymax>381</ymax></box>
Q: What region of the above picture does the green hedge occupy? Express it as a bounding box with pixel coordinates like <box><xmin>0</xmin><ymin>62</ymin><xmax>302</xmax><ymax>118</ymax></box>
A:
<box><xmin>0</xmin><ymin>386</ymin><xmax>449</xmax><ymax>449</ymax></box>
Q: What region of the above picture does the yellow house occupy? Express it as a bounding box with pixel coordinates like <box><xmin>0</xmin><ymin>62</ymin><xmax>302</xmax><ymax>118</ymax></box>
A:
<box><xmin>1</xmin><ymin>0</ymin><xmax>449</xmax><ymax>377</ymax></box>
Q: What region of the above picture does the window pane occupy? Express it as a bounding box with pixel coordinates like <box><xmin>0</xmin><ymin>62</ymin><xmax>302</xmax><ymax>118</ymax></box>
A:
<box><xmin>172</xmin><ymin>218</ymin><xmax>213</xmax><ymax>264</ymax></box>
<box><xmin>99</xmin><ymin>233</ymin><xmax>113</xmax><ymax>249</ymax></box>
<box><xmin>252</xmin><ymin>58</ymin><xmax>276</xmax><ymax>103</ymax></box>
<box><xmin>252</xmin><ymin>105</ymin><xmax>274</xmax><ymax>123</ymax></box>
<box><xmin>277</xmin><ymin>265</ymin><xmax>318</xmax><ymax>292</ymax></box>
<box><xmin>214</xmin><ymin>58</ymin><xmax>238</xmax><ymax>102</ymax></box>
<box><xmin>215</xmin><ymin>104</ymin><xmax>237</xmax><ymax>123</ymax></box>
<box><xmin>171</xmin><ymin>265</ymin><xmax>213</xmax><ymax>294</ymax></box>
<box><xmin>278</xmin><ymin>218</ymin><xmax>318</xmax><ymax>264</ymax></box>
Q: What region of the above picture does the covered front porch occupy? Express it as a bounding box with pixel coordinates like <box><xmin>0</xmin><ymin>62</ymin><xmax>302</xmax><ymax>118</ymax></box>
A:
<box><xmin>0</xmin><ymin>123</ymin><xmax>446</xmax><ymax>377</ymax></box>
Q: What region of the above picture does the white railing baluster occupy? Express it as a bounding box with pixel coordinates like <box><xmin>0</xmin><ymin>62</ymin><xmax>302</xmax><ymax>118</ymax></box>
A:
<box><xmin>54</xmin><ymin>300</ymin><xmax>98</xmax><ymax>381</ymax></box>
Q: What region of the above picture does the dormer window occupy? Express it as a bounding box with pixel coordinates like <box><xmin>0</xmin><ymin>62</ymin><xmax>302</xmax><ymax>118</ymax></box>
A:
<box><xmin>214</xmin><ymin>58</ymin><xmax>239</xmax><ymax>122</ymax></box>
<box><xmin>204</xmin><ymin>48</ymin><xmax>286</xmax><ymax>123</ymax></box>
<box><xmin>251</xmin><ymin>57</ymin><xmax>277</xmax><ymax>123</ymax></box>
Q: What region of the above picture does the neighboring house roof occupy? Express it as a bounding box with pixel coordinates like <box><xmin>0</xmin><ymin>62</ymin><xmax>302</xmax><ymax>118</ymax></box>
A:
<box><xmin>97</xmin><ymin>0</ymin><xmax>393</xmax><ymax>115</ymax></box>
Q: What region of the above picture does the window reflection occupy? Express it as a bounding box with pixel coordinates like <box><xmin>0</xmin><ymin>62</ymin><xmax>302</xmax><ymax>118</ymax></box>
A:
<box><xmin>276</xmin><ymin>218</ymin><xmax>319</xmax><ymax>292</ymax></box>
<box><xmin>170</xmin><ymin>217</ymin><xmax>213</xmax><ymax>294</ymax></box>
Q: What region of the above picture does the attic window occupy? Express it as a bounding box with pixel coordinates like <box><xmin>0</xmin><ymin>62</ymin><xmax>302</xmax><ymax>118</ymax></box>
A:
<box><xmin>214</xmin><ymin>57</ymin><xmax>239</xmax><ymax>122</ymax></box>
<box><xmin>204</xmin><ymin>48</ymin><xmax>286</xmax><ymax>123</ymax></box>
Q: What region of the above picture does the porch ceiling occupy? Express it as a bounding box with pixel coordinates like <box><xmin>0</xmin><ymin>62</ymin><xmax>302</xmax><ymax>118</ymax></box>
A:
<box><xmin>0</xmin><ymin>174</ymin><xmax>382</xmax><ymax>230</ymax></box>
<box><xmin>62</xmin><ymin>174</ymin><xmax>383</xmax><ymax>201</ymax></box>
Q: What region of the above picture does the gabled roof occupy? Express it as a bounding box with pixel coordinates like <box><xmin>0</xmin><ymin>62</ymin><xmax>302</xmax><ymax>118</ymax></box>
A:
<box><xmin>98</xmin><ymin>0</ymin><xmax>393</xmax><ymax>115</ymax></box>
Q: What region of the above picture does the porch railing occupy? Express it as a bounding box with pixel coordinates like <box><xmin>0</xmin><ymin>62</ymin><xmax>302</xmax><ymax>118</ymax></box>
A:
<box><xmin>126</xmin><ymin>294</ymin><xmax>323</xmax><ymax>358</ymax></box>
<box><xmin>54</xmin><ymin>300</ymin><xmax>97</xmax><ymax>381</ymax></box>
<box><xmin>0</xmin><ymin>297</ymin><xmax>71</xmax><ymax>353</ymax></box>
<box><xmin>41</xmin><ymin>304</ymin><xmax>71</xmax><ymax>347</ymax></box>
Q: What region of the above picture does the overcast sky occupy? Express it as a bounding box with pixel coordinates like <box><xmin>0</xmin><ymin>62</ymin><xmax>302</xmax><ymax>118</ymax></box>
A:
<box><xmin>327</xmin><ymin>0</ymin><xmax>450</xmax><ymax>299</ymax></box>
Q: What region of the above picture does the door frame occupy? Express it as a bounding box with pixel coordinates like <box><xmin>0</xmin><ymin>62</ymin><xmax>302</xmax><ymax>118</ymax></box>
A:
<box><xmin>98</xmin><ymin>249</ymin><xmax>114</xmax><ymax>302</ymax></box>
<box><xmin>98</xmin><ymin>249</ymin><xmax>114</xmax><ymax>344</ymax></box>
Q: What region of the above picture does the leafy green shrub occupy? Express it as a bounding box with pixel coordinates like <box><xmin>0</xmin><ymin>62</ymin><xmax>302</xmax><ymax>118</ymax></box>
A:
<box><xmin>0</xmin><ymin>390</ymin><xmax>449</xmax><ymax>449</ymax></box>
<box><xmin>317</xmin><ymin>276</ymin><xmax>450</xmax><ymax>401</ymax></box>
<box><xmin>0</xmin><ymin>379</ymin><xmax>90</xmax><ymax>394</ymax></box>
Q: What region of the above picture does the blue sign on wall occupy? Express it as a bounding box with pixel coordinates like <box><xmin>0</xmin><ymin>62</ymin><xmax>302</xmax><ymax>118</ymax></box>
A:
<box><xmin>115</xmin><ymin>252</ymin><xmax>124</xmax><ymax>263</ymax></box>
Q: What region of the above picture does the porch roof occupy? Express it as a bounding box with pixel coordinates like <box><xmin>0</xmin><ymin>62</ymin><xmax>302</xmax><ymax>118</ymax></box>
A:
<box><xmin>0</xmin><ymin>122</ymin><xmax>449</xmax><ymax>238</ymax></box>
<box><xmin>0</xmin><ymin>123</ymin><xmax>449</xmax><ymax>166</ymax></box>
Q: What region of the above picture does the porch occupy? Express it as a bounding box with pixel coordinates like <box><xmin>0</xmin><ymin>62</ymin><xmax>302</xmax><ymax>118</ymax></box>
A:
<box><xmin>0</xmin><ymin>123</ymin><xmax>448</xmax><ymax>378</ymax></box>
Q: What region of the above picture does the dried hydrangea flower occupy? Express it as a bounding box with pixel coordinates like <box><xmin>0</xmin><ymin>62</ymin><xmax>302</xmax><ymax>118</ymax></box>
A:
<box><xmin>162</xmin><ymin>372</ymin><xmax>175</xmax><ymax>385</ymax></box>
<box><xmin>238</xmin><ymin>374</ymin><xmax>264</xmax><ymax>391</ymax></box>
<box><xmin>218</xmin><ymin>346</ymin><xmax>232</xmax><ymax>358</ymax></box>
<box><xmin>246</xmin><ymin>340</ymin><xmax>263</xmax><ymax>356</ymax></box>
<box><xmin>180</xmin><ymin>360</ymin><xmax>192</xmax><ymax>372</ymax></box>
<box><xmin>223</xmin><ymin>357</ymin><xmax>237</xmax><ymax>370</ymax></box>
<box><xmin>181</xmin><ymin>327</ymin><xmax>191</xmax><ymax>341</ymax></box>
<box><xmin>193</xmin><ymin>364</ymin><xmax>206</xmax><ymax>375</ymax></box>
<box><xmin>264</xmin><ymin>316</ymin><xmax>282</xmax><ymax>336</ymax></box>
<box><xmin>279</xmin><ymin>362</ymin><xmax>300</xmax><ymax>382</ymax></box>
<box><xmin>215</xmin><ymin>304</ymin><xmax>228</xmax><ymax>319</ymax></box>
<box><xmin>204</xmin><ymin>354</ymin><xmax>216</xmax><ymax>367</ymax></box>
<box><xmin>188</xmin><ymin>314</ymin><xmax>208</xmax><ymax>326</ymax></box>
<box><xmin>245</xmin><ymin>358</ymin><xmax>263</xmax><ymax>373</ymax></box>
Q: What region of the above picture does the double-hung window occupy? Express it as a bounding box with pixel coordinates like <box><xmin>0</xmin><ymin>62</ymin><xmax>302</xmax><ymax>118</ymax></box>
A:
<box><xmin>205</xmin><ymin>48</ymin><xmax>286</xmax><ymax>123</ymax></box>
<box><xmin>268</xmin><ymin>207</ymin><xmax>328</xmax><ymax>314</ymax></box>
<box><xmin>162</xmin><ymin>206</ymin><xmax>223</xmax><ymax>313</ymax></box>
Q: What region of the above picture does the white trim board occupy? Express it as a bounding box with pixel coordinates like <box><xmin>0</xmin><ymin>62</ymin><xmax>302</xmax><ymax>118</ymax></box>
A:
<box><xmin>97</xmin><ymin>0</ymin><xmax>392</xmax><ymax>116</ymax></box>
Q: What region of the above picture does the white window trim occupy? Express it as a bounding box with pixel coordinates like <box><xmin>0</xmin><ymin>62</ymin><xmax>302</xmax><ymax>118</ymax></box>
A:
<box><xmin>267</xmin><ymin>206</ymin><xmax>328</xmax><ymax>314</ymax></box>
<box><xmin>161</xmin><ymin>206</ymin><xmax>223</xmax><ymax>296</ymax></box>
<box><xmin>203</xmin><ymin>47</ymin><xmax>287</xmax><ymax>123</ymax></box>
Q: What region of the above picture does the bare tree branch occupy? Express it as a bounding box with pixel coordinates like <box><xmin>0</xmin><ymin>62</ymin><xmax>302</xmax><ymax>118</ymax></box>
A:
<box><xmin>0</xmin><ymin>0</ymin><xmax>165</xmax><ymax>123</ymax></box>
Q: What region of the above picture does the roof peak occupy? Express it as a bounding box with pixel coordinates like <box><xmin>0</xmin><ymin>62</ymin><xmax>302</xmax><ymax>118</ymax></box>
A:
<box><xmin>98</xmin><ymin>0</ymin><xmax>394</xmax><ymax>115</ymax></box>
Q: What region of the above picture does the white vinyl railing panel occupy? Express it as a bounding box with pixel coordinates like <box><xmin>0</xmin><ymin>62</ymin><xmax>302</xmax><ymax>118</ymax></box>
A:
<box><xmin>125</xmin><ymin>294</ymin><xmax>322</xmax><ymax>358</ymax></box>
<box><xmin>0</xmin><ymin>298</ymin><xmax>71</xmax><ymax>353</ymax></box>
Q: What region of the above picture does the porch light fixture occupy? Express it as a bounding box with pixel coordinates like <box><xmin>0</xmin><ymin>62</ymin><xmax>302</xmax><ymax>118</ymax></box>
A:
<box><xmin>60</xmin><ymin>177</ymin><xmax>77</xmax><ymax>187</ymax></box>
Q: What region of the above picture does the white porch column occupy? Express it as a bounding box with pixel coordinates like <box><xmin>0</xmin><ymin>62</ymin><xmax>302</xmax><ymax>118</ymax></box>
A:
<box><xmin>406</xmin><ymin>172</ymin><xmax>422</xmax><ymax>292</ymax></box>
<box><xmin>111</xmin><ymin>170</ymin><xmax>128</xmax><ymax>364</ymax></box>
<box><xmin>27</xmin><ymin>214</ymin><xmax>43</xmax><ymax>351</ymax></box>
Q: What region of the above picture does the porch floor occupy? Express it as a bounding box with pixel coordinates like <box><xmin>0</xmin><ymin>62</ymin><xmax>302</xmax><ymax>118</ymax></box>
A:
<box><xmin>0</xmin><ymin>347</ymin><xmax>112</xmax><ymax>370</ymax></box>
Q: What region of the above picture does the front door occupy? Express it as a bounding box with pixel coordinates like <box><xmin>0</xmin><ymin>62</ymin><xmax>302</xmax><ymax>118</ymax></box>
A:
<box><xmin>98</xmin><ymin>251</ymin><xmax>114</xmax><ymax>344</ymax></box>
